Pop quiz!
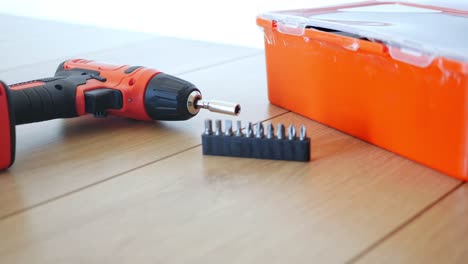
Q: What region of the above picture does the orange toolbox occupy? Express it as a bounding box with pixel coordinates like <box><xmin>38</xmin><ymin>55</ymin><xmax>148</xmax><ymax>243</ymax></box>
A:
<box><xmin>257</xmin><ymin>1</ymin><xmax>468</xmax><ymax>180</ymax></box>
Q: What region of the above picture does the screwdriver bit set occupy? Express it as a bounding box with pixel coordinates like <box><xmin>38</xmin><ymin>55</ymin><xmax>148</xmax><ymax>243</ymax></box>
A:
<box><xmin>201</xmin><ymin>119</ymin><xmax>310</xmax><ymax>161</ymax></box>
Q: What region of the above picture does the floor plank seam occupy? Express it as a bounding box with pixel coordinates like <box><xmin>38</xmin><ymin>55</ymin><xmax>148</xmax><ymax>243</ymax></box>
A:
<box><xmin>0</xmin><ymin>111</ymin><xmax>290</xmax><ymax>222</ymax></box>
<box><xmin>346</xmin><ymin>181</ymin><xmax>466</xmax><ymax>264</ymax></box>
<box><xmin>0</xmin><ymin>37</ymin><xmax>161</xmax><ymax>74</ymax></box>
<box><xmin>176</xmin><ymin>52</ymin><xmax>264</xmax><ymax>76</ymax></box>
<box><xmin>0</xmin><ymin>145</ymin><xmax>201</xmax><ymax>222</ymax></box>
<box><xmin>0</xmin><ymin>37</ymin><xmax>262</xmax><ymax>75</ymax></box>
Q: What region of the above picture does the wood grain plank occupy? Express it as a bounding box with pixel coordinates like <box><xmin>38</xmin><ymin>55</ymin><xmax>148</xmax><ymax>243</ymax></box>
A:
<box><xmin>0</xmin><ymin>15</ymin><xmax>158</xmax><ymax>71</ymax></box>
<box><xmin>0</xmin><ymin>54</ymin><xmax>286</xmax><ymax>218</ymax></box>
<box><xmin>355</xmin><ymin>183</ymin><xmax>467</xmax><ymax>264</ymax></box>
<box><xmin>0</xmin><ymin>113</ymin><xmax>458</xmax><ymax>264</ymax></box>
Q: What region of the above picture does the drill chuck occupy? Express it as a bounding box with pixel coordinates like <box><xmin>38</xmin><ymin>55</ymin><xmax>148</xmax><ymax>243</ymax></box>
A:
<box><xmin>144</xmin><ymin>73</ymin><xmax>240</xmax><ymax>120</ymax></box>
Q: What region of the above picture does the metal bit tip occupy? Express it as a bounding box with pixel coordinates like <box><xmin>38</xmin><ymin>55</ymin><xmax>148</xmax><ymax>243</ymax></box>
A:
<box><xmin>266</xmin><ymin>123</ymin><xmax>274</xmax><ymax>139</ymax></box>
<box><xmin>204</xmin><ymin>119</ymin><xmax>213</xmax><ymax>135</ymax></box>
<box><xmin>235</xmin><ymin>120</ymin><xmax>243</xmax><ymax>137</ymax></box>
<box><xmin>299</xmin><ymin>125</ymin><xmax>307</xmax><ymax>141</ymax></box>
<box><xmin>196</xmin><ymin>99</ymin><xmax>241</xmax><ymax>116</ymax></box>
<box><xmin>277</xmin><ymin>123</ymin><xmax>285</xmax><ymax>140</ymax></box>
<box><xmin>214</xmin><ymin>119</ymin><xmax>222</xmax><ymax>136</ymax></box>
<box><xmin>225</xmin><ymin>120</ymin><xmax>233</xmax><ymax>136</ymax></box>
<box><xmin>288</xmin><ymin>124</ymin><xmax>296</xmax><ymax>140</ymax></box>
<box><xmin>255</xmin><ymin>123</ymin><xmax>264</xmax><ymax>138</ymax></box>
<box><xmin>246</xmin><ymin>122</ymin><xmax>253</xmax><ymax>138</ymax></box>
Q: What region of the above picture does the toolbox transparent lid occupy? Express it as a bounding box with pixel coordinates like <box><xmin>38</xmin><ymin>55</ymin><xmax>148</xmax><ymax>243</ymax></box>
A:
<box><xmin>259</xmin><ymin>1</ymin><xmax>468</xmax><ymax>66</ymax></box>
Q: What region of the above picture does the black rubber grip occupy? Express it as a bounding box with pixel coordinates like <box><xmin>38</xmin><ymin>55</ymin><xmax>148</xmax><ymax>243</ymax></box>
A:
<box><xmin>9</xmin><ymin>65</ymin><xmax>99</xmax><ymax>125</ymax></box>
<box><xmin>10</xmin><ymin>78</ymin><xmax>79</xmax><ymax>125</ymax></box>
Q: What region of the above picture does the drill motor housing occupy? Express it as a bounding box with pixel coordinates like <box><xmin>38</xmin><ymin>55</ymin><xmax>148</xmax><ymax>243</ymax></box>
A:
<box><xmin>0</xmin><ymin>59</ymin><xmax>204</xmax><ymax>170</ymax></box>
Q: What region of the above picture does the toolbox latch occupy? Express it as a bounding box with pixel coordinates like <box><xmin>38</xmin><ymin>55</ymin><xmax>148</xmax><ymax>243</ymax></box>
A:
<box><xmin>387</xmin><ymin>44</ymin><xmax>434</xmax><ymax>68</ymax></box>
<box><xmin>276</xmin><ymin>16</ymin><xmax>307</xmax><ymax>36</ymax></box>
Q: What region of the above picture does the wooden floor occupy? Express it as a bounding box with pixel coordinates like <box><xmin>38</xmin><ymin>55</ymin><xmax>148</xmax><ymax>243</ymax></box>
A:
<box><xmin>1</xmin><ymin>14</ymin><xmax>467</xmax><ymax>264</ymax></box>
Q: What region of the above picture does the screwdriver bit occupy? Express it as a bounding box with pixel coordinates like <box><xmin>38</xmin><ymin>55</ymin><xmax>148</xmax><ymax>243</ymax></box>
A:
<box><xmin>246</xmin><ymin>122</ymin><xmax>253</xmax><ymax>138</ymax></box>
<box><xmin>255</xmin><ymin>123</ymin><xmax>264</xmax><ymax>138</ymax></box>
<box><xmin>288</xmin><ymin>124</ymin><xmax>296</xmax><ymax>140</ymax></box>
<box><xmin>204</xmin><ymin>119</ymin><xmax>213</xmax><ymax>135</ymax></box>
<box><xmin>214</xmin><ymin>119</ymin><xmax>222</xmax><ymax>136</ymax></box>
<box><xmin>235</xmin><ymin>120</ymin><xmax>243</xmax><ymax>137</ymax></box>
<box><xmin>277</xmin><ymin>123</ymin><xmax>285</xmax><ymax>140</ymax></box>
<box><xmin>300</xmin><ymin>125</ymin><xmax>307</xmax><ymax>141</ymax></box>
<box><xmin>195</xmin><ymin>99</ymin><xmax>241</xmax><ymax>116</ymax></box>
<box><xmin>266</xmin><ymin>123</ymin><xmax>274</xmax><ymax>139</ymax></box>
<box><xmin>225</xmin><ymin>120</ymin><xmax>233</xmax><ymax>136</ymax></box>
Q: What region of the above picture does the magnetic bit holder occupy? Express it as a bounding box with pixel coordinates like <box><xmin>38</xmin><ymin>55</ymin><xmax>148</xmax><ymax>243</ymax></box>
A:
<box><xmin>201</xmin><ymin>119</ymin><xmax>310</xmax><ymax>162</ymax></box>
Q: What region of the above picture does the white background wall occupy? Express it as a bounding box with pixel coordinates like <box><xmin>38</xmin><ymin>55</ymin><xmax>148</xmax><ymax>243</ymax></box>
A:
<box><xmin>0</xmin><ymin>0</ymin><xmax>464</xmax><ymax>48</ymax></box>
<box><xmin>0</xmin><ymin>0</ymin><xmax>355</xmax><ymax>48</ymax></box>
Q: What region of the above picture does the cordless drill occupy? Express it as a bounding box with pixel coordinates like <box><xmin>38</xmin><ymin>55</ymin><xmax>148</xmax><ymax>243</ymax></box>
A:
<box><xmin>0</xmin><ymin>59</ymin><xmax>241</xmax><ymax>170</ymax></box>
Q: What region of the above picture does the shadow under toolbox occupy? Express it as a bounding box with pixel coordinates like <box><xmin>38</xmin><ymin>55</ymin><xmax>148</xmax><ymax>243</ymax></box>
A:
<box><xmin>257</xmin><ymin>1</ymin><xmax>468</xmax><ymax>180</ymax></box>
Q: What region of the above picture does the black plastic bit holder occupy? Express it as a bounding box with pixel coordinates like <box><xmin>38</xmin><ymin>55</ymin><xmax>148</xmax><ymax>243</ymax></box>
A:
<box><xmin>201</xmin><ymin>134</ymin><xmax>310</xmax><ymax>161</ymax></box>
